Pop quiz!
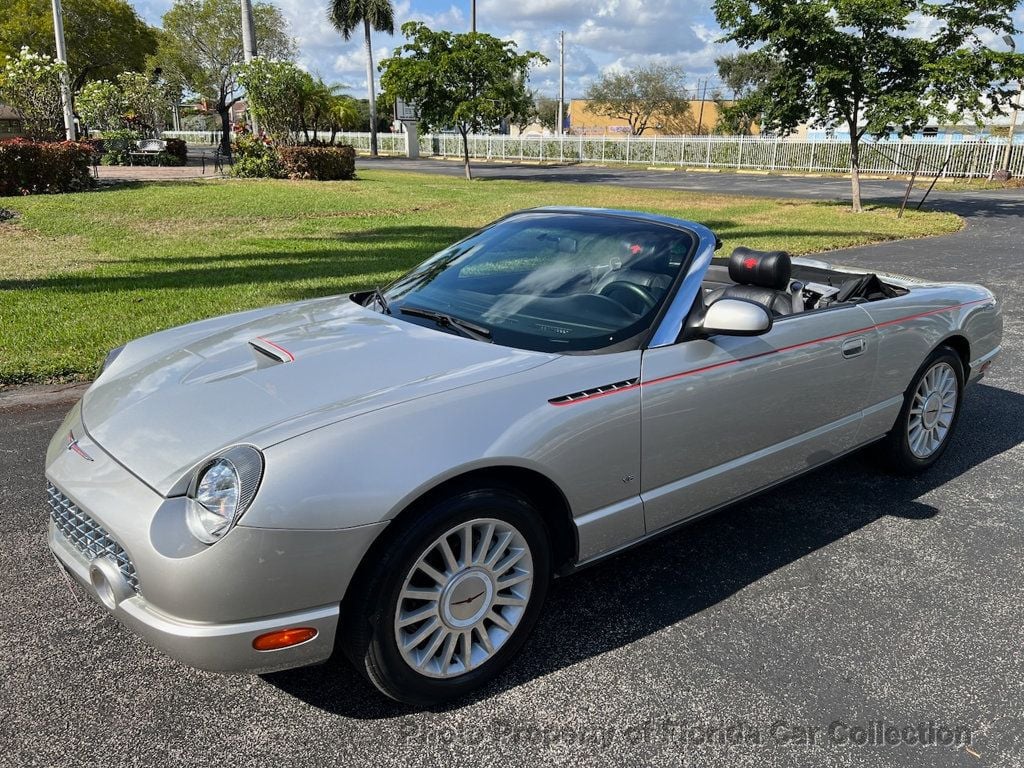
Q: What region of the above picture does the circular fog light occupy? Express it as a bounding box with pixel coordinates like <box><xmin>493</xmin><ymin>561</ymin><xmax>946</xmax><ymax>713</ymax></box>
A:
<box><xmin>89</xmin><ymin>557</ymin><xmax>133</xmax><ymax>610</ymax></box>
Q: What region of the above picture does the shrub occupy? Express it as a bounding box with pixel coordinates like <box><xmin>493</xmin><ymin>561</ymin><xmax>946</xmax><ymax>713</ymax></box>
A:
<box><xmin>230</xmin><ymin>134</ymin><xmax>282</xmax><ymax>178</ymax></box>
<box><xmin>232</xmin><ymin>154</ymin><xmax>283</xmax><ymax>178</ymax></box>
<box><xmin>163</xmin><ymin>138</ymin><xmax>188</xmax><ymax>164</ymax></box>
<box><xmin>278</xmin><ymin>145</ymin><xmax>356</xmax><ymax>180</ymax></box>
<box><xmin>0</xmin><ymin>138</ymin><xmax>94</xmax><ymax>195</ymax></box>
<box><xmin>81</xmin><ymin>137</ymin><xmax>105</xmax><ymax>155</ymax></box>
<box><xmin>99</xmin><ymin>128</ymin><xmax>141</xmax><ymax>165</ymax></box>
<box><xmin>152</xmin><ymin>150</ymin><xmax>184</xmax><ymax>167</ymax></box>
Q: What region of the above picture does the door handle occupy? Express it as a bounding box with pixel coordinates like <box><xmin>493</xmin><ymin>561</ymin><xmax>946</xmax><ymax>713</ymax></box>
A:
<box><xmin>842</xmin><ymin>337</ymin><xmax>867</xmax><ymax>358</ymax></box>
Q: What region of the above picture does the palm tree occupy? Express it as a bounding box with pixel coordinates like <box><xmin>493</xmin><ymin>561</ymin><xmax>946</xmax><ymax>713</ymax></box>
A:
<box><xmin>327</xmin><ymin>0</ymin><xmax>395</xmax><ymax>157</ymax></box>
<box><xmin>328</xmin><ymin>95</ymin><xmax>361</xmax><ymax>143</ymax></box>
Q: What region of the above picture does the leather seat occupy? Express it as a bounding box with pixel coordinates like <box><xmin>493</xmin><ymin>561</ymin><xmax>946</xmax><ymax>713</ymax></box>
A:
<box><xmin>703</xmin><ymin>247</ymin><xmax>794</xmax><ymax>316</ymax></box>
<box><xmin>592</xmin><ymin>238</ymin><xmax>675</xmax><ymax>311</ymax></box>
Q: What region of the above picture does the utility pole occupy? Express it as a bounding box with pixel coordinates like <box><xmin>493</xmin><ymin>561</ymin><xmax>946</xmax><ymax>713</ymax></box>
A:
<box><xmin>1004</xmin><ymin>86</ymin><xmax>1022</xmax><ymax>171</ymax></box>
<box><xmin>557</xmin><ymin>31</ymin><xmax>565</xmax><ymax>137</ymax></box>
<box><xmin>1000</xmin><ymin>36</ymin><xmax>1019</xmax><ymax>173</ymax></box>
<box><xmin>696</xmin><ymin>78</ymin><xmax>708</xmax><ymax>135</ymax></box>
<box><xmin>240</xmin><ymin>0</ymin><xmax>260</xmax><ymax>136</ymax></box>
<box><xmin>50</xmin><ymin>0</ymin><xmax>76</xmax><ymax>140</ymax></box>
<box><xmin>471</xmin><ymin>0</ymin><xmax>476</xmax><ymax>33</ymax></box>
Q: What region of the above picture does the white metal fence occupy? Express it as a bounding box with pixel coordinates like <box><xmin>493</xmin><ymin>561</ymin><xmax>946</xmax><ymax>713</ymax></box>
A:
<box><xmin>162</xmin><ymin>130</ymin><xmax>1024</xmax><ymax>178</ymax></box>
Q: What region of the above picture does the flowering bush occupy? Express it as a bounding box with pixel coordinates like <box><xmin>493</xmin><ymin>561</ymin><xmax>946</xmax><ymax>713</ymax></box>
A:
<box><xmin>0</xmin><ymin>138</ymin><xmax>94</xmax><ymax>195</ymax></box>
<box><xmin>277</xmin><ymin>145</ymin><xmax>356</xmax><ymax>180</ymax></box>
<box><xmin>0</xmin><ymin>48</ymin><xmax>68</xmax><ymax>140</ymax></box>
<box><xmin>79</xmin><ymin>72</ymin><xmax>170</xmax><ymax>137</ymax></box>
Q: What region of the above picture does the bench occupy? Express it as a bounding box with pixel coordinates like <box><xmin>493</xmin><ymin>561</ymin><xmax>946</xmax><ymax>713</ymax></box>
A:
<box><xmin>128</xmin><ymin>139</ymin><xmax>167</xmax><ymax>166</ymax></box>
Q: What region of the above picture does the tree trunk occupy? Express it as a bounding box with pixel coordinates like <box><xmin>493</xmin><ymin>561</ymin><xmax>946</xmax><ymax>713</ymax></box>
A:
<box><xmin>849</xmin><ymin>133</ymin><xmax>863</xmax><ymax>213</ymax></box>
<box><xmin>218</xmin><ymin>103</ymin><xmax>232</xmax><ymax>156</ymax></box>
<box><xmin>364</xmin><ymin>18</ymin><xmax>379</xmax><ymax>158</ymax></box>
<box><xmin>461</xmin><ymin>128</ymin><xmax>473</xmax><ymax>180</ymax></box>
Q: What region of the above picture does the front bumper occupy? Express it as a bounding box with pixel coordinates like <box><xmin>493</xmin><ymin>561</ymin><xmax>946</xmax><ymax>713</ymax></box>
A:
<box><xmin>50</xmin><ymin>525</ymin><xmax>339</xmax><ymax>673</ymax></box>
<box><xmin>45</xmin><ymin>403</ymin><xmax>387</xmax><ymax>674</ymax></box>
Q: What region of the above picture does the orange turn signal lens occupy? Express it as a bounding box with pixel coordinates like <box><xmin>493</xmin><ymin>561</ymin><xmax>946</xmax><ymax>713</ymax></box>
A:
<box><xmin>252</xmin><ymin>627</ymin><xmax>318</xmax><ymax>651</ymax></box>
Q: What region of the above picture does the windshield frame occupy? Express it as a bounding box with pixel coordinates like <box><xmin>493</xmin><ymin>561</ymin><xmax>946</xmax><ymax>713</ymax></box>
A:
<box><xmin>366</xmin><ymin>208</ymin><xmax>702</xmax><ymax>355</ymax></box>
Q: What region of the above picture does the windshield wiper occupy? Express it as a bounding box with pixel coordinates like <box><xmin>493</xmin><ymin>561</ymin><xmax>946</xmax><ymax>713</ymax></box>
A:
<box><xmin>366</xmin><ymin>287</ymin><xmax>391</xmax><ymax>315</ymax></box>
<box><xmin>399</xmin><ymin>305</ymin><xmax>493</xmax><ymax>343</ymax></box>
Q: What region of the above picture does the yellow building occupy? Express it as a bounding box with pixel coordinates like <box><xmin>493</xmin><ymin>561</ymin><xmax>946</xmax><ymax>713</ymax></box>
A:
<box><xmin>568</xmin><ymin>98</ymin><xmax>759</xmax><ymax>136</ymax></box>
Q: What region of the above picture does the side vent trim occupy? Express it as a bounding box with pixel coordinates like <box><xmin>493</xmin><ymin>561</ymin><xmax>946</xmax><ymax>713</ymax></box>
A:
<box><xmin>548</xmin><ymin>378</ymin><xmax>640</xmax><ymax>406</ymax></box>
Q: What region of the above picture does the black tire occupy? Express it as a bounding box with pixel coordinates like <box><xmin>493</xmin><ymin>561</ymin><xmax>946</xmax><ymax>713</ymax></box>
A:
<box><xmin>341</xmin><ymin>488</ymin><xmax>551</xmax><ymax>706</ymax></box>
<box><xmin>879</xmin><ymin>346</ymin><xmax>964</xmax><ymax>475</ymax></box>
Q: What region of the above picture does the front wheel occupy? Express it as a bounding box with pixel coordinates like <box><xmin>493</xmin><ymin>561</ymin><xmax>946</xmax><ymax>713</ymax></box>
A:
<box><xmin>879</xmin><ymin>346</ymin><xmax>964</xmax><ymax>474</ymax></box>
<box><xmin>343</xmin><ymin>489</ymin><xmax>551</xmax><ymax>705</ymax></box>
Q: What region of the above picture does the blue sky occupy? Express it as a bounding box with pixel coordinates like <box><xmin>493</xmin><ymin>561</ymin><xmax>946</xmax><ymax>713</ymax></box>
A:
<box><xmin>131</xmin><ymin>0</ymin><xmax>733</xmax><ymax>98</ymax></box>
<box><xmin>131</xmin><ymin>0</ymin><xmax>1024</xmax><ymax>100</ymax></box>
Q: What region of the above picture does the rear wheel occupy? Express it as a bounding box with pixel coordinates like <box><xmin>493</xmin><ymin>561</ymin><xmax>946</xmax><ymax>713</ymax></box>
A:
<box><xmin>879</xmin><ymin>347</ymin><xmax>964</xmax><ymax>474</ymax></box>
<box><xmin>343</xmin><ymin>488</ymin><xmax>550</xmax><ymax>705</ymax></box>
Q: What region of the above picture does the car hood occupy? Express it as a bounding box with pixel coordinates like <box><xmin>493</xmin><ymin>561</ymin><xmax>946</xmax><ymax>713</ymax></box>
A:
<box><xmin>82</xmin><ymin>296</ymin><xmax>556</xmax><ymax>495</ymax></box>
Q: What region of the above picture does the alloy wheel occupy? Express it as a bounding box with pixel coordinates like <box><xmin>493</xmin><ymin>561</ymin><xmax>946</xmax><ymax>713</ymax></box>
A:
<box><xmin>393</xmin><ymin>518</ymin><xmax>534</xmax><ymax>679</ymax></box>
<box><xmin>907</xmin><ymin>361</ymin><xmax>958</xmax><ymax>459</ymax></box>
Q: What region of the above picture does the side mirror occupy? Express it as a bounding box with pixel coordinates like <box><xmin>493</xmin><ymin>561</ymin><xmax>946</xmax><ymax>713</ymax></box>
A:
<box><xmin>701</xmin><ymin>298</ymin><xmax>773</xmax><ymax>336</ymax></box>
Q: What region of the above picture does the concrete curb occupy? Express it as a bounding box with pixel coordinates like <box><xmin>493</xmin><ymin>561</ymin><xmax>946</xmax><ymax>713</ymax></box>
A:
<box><xmin>0</xmin><ymin>382</ymin><xmax>90</xmax><ymax>413</ymax></box>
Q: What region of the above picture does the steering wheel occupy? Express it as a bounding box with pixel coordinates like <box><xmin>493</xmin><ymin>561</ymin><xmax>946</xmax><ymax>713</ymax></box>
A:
<box><xmin>598</xmin><ymin>281</ymin><xmax>657</xmax><ymax>315</ymax></box>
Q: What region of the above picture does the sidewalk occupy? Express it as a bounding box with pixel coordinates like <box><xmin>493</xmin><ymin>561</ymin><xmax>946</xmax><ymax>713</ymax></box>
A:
<box><xmin>93</xmin><ymin>148</ymin><xmax>226</xmax><ymax>182</ymax></box>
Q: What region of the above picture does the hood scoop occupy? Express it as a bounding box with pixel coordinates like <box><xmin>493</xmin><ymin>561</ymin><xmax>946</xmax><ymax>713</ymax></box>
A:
<box><xmin>249</xmin><ymin>337</ymin><xmax>296</xmax><ymax>367</ymax></box>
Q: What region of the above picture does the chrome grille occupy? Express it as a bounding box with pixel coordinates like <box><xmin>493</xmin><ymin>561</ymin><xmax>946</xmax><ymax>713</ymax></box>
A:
<box><xmin>47</xmin><ymin>482</ymin><xmax>139</xmax><ymax>593</ymax></box>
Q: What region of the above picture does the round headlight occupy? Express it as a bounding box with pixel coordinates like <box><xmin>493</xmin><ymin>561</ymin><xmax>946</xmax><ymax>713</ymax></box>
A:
<box><xmin>186</xmin><ymin>446</ymin><xmax>264</xmax><ymax>544</ymax></box>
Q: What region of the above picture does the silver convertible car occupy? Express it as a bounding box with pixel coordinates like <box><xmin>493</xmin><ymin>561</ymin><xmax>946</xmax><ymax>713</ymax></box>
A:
<box><xmin>46</xmin><ymin>208</ymin><xmax>1001</xmax><ymax>704</ymax></box>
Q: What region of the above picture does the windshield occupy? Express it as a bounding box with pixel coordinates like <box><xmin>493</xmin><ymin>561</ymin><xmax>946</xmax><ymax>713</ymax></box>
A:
<box><xmin>376</xmin><ymin>212</ymin><xmax>695</xmax><ymax>353</ymax></box>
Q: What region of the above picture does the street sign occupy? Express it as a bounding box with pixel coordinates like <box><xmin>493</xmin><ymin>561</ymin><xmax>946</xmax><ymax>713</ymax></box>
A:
<box><xmin>395</xmin><ymin>99</ymin><xmax>420</xmax><ymax>122</ymax></box>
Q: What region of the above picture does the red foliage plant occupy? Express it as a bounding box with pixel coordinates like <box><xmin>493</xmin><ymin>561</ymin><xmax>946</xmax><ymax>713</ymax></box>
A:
<box><xmin>0</xmin><ymin>138</ymin><xmax>95</xmax><ymax>196</ymax></box>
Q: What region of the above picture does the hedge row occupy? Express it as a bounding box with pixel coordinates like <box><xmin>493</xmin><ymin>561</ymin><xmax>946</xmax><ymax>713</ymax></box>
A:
<box><xmin>231</xmin><ymin>139</ymin><xmax>356</xmax><ymax>181</ymax></box>
<box><xmin>278</xmin><ymin>145</ymin><xmax>356</xmax><ymax>180</ymax></box>
<box><xmin>0</xmin><ymin>139</ymin><xmax>95</xmax><ymax>196</ymax></box>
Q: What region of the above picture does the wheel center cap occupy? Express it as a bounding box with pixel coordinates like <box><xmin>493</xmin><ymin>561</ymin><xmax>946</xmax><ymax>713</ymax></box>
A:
<box><xmin>922</xmin><ymin>393</ymin><xmax>942</xmax><ymax>429</ymax></box>
<box><xmin>440</xmin><ymin>569</ymin><xmax>493</xmax><ymax>628</ymax></box>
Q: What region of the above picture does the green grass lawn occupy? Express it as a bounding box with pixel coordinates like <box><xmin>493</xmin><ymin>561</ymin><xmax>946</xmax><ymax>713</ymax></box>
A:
<box><xmin>0</xmin><ymin>170</ymin><xmax>962</xmax><ymax>385</ymax></box>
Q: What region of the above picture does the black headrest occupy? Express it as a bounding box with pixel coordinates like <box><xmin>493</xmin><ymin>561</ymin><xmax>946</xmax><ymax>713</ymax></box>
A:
<box><xmin>728</xmin><ymin>247</ymin><xmax>792</xmax><ymax>290</ymax></box>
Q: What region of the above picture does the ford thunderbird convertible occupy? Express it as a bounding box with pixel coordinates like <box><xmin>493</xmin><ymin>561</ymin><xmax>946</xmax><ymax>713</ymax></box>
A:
<box><xmin>46</xmin><ymin>208</ymin><xmax>1002</xmax><ymax>704</ymax></box>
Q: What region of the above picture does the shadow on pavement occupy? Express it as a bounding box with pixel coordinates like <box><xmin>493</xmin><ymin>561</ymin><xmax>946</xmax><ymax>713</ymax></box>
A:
<box><xmin>263</xmin><ymin>380</ymin><xmax>1024</xmax><ymax>719</ymax></box>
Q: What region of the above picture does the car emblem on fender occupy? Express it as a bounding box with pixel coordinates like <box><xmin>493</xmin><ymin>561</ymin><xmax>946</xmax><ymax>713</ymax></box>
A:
<box><xmin>66</xmin><ymin>431</ymin><xmax>94</xmax><ymax>462</ymax></box>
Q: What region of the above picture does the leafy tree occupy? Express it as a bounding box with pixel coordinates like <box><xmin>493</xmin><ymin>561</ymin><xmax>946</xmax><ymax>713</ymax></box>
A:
<box><xmin>0</xmin><ymin>47</ymin><xmax>67</xmax><ymax>139</ymax></box>
<box><xmin>328</xmin><ymin>0</ymin><xmax>395</xmax><ymax>158</ymax></box>
<box><xmin>237</xmin><ymin>58</ymin><xmax>309</xmax><ymax>143</ymax></box>
<box><xmin>534</xmin><ymin>95</ymin><xmax>567</xmax><ymax>132</ymax></box>
<box><xmin>585</xmin><ymin>64</ymin><xmax>690</xmax><ymax>136</ymax></box>
<box><xmin>239</xmin><ymin>59</ymin><xmax>360</xmax><ymax>144</ymax></box>
<box><xmin>78</xmin><ymin>72</ymin><xmax>169</xmax><ymax>135</ymax></box>
<box><xmin>381</xmin><ymin>22</ymin><xmax>546</xmax><ymax>179</ymax></box>
<box><xmin>158</xmin><ymin>0</ymin><xmax>295</xmax><ymax>153</ymax></box>
<box><xmin>0</xmin><ymin>0</ymin><xmax>157</xmax><ymax>92</ymax></box>
<box><xmin>714</xmin><ymin>0</ymin><xmax>1024</xmax><ymax>211</ymax></box>
<box><xmin>713</xmin><ymin>51</ymin><xmax>781</xmax><ymax>135</ymax></box>
<box><xmin>76</xmin><ymin>79</ymin><xmax>121</xmax><ymax>132</ymax></box>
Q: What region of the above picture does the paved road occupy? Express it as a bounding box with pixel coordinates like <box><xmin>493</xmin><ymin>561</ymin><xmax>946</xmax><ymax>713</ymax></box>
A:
<box><xmin>3</xmin><ymin>165</ymin><xmax>1023</xmax><ymax>768</ymax></box>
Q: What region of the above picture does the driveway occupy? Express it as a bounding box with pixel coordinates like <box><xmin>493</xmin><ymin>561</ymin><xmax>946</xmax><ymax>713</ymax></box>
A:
<box><xmin>2</xmin><ymin>164</ymin><xmax>1022</xmax><ymax>767</ymax></box>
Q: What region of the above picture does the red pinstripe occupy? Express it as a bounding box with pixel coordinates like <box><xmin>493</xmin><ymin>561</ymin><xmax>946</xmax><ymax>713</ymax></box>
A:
<box><xmin>549</xmin><ymin>298</ymin><xmax>991</xmax><ymax>406</ymax></box>
<box><xmin>255</xmin><ymin>336</ymin><xmax>296</xmax><ymax>363</ymax></box>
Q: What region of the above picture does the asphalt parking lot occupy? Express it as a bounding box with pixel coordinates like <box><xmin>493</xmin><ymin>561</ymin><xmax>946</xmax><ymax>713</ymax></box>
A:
<box><xmin>2</xmin><ymin>165</ymin><xmax>1023</xmax><ymax>767</ymax></box>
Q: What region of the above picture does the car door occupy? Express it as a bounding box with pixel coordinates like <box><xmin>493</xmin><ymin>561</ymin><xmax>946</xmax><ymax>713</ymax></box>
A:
<box><xmin>640</xmin><ymin>304</ymin><xmax>879</xmax><ymax>533</ymax></box>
